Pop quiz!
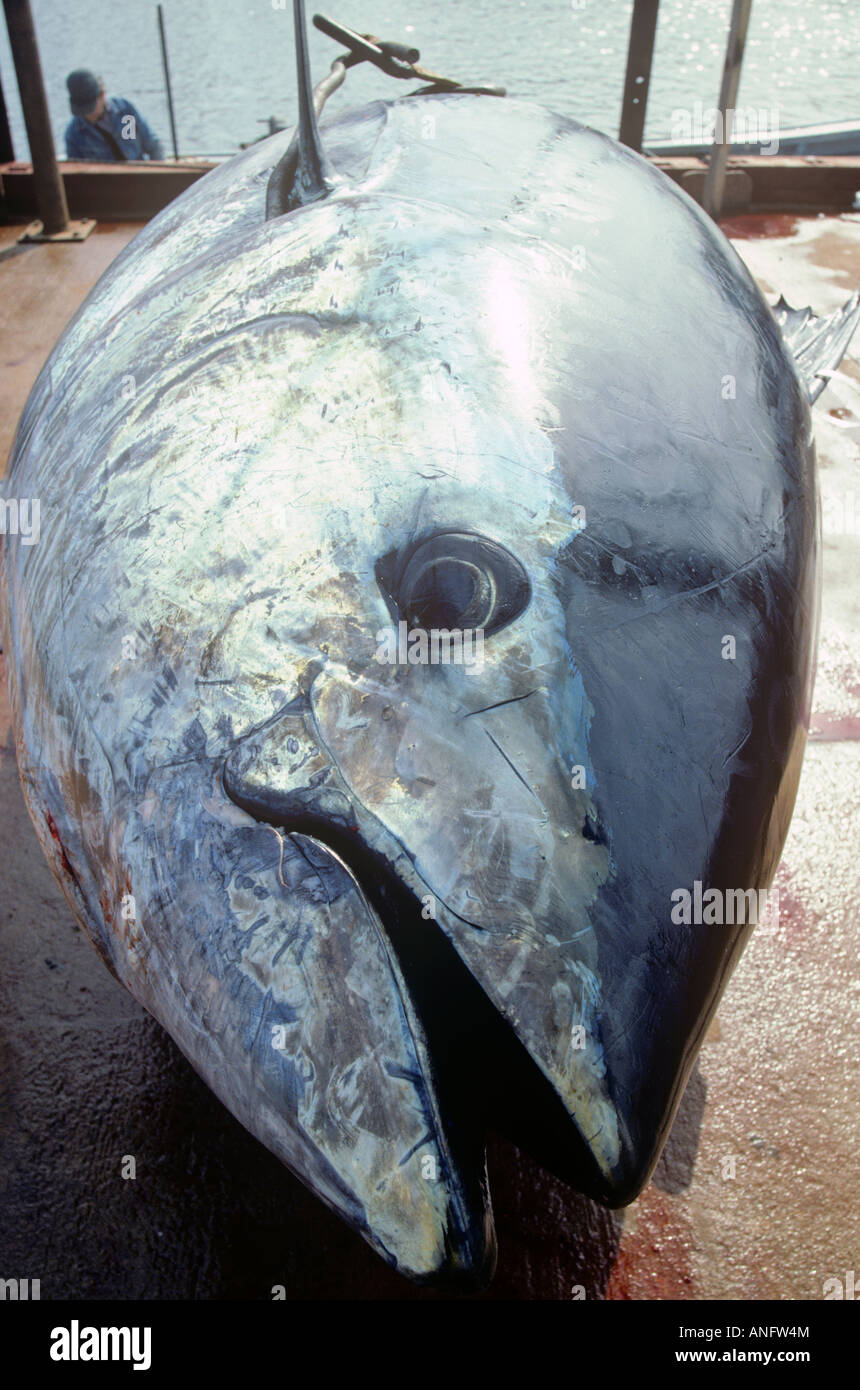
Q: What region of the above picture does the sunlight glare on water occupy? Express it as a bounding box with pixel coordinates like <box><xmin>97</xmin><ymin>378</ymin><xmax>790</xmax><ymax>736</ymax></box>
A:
<box><xmin>0</xmin><ymin>0</ymin><xmax>857</xmax><ymax>159</ymax></box>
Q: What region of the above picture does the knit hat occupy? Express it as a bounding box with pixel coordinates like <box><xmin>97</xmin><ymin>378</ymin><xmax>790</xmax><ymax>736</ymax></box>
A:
<box><xmin>67</xmin><ymin>69</ymin><xmax>103</xmax><ymax>117</ymax></box>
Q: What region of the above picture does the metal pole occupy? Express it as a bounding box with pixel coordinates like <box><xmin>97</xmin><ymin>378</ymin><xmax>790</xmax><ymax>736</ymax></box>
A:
<box><xmin>619</xmin><ymin>0</ymin><xmax>660</xmax><ymax>152</ymax></box>
<box><xmin>703</xmin><ymin>0</ymin><xmax>753</xmax><ymax>220</ymax></box>
<box><xmin>2</xmin><ymin>0</ymin><xmax>69</xmax><ymax>233</ymax></box>
<box><xmin>157</xmin><ymin>4</ymin><xmax>178</xmax><ymax>159</ymax></box>
<box><xmin>0</xmin><ymin>68</ymin><xmax>15</xmax><ymax>162</ymax></box>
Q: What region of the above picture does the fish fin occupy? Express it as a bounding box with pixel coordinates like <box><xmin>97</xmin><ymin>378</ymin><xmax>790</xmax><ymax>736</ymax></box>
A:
<box><xmin>290</xmin><ymin>0</ymin><xmax>336</xmax><ymax>207</ymax></box>
<box><xmin>265</xmin><ymin>1</ymin><xmax>339</xmax><ymax>218</ymax></box>
<box><xmin>773</xmin><ymin>289</ymin><xmax>860</xmax><ymax>404</ymax></box>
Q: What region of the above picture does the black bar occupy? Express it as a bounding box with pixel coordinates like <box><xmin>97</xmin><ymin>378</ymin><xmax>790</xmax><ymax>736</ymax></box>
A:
<box><xmin>0</xmin><ymin>66</ymin><xmax>15</xmax><ymax>162</ymax></box>
<box><xmin>1</xmin><ymin>0</ymin><xmax>69</xmax><ymax>233</ymax></box>
<box><xmin>157</xmin><ymin>3</ymin><xmax>179</xmax><ymax>160</ymax></box>
<box><xmin>5</xmin><ymin>1299</ymin><xmax>856</xmax><ymax>1368</ymax></box>
<box><xmin>619</xmin><ymin>0</ymin><xmax>660</xmax><ymax>152</ymax></box>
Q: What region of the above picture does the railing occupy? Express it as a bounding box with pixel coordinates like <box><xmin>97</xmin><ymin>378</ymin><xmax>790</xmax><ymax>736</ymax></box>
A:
<box><xmin>0</xmin><ymin>0</ymin><xmax>836</xmax><ymax>236</ymax></box>
<box><xmin>619</xmin><ymin>0</ymin><xmax>755</xmax><ymax>219</ymax></box>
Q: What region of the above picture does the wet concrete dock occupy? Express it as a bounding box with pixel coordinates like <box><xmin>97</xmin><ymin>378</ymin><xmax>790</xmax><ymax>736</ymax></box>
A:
<box><xmin>0</xmin><ymin>211</ymin><xmax>858</xmax><ymax>1300</ymax></box>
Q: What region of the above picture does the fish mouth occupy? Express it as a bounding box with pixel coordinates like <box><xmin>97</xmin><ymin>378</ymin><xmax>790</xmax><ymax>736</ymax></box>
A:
<box><xmin>222</xmin><ymin>763</ymin><xmax>625</xmax><ymax>1276</ymax></box>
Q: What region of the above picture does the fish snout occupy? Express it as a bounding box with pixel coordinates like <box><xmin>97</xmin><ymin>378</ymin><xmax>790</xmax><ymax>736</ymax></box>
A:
<box><xmin>223</xmin><ymin>668</ymin><xmax>628</xmax><ymax>1209</ymax></box>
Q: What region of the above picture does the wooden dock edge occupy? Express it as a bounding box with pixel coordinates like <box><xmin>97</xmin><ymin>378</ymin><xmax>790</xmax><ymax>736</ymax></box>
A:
<box><xmin>0</xmin><ymin>154</ymin><xmax>858</xmax><ymax>223</ymax></box>
<box><xmin>654</xmin><ymin>155</ymin><xmax>860</xmax><ymax>215</ymax></box>
<box><xmin>0</xmin><ymin>159</ymin><xmax>216</xmax><ymax>222</ymax></box>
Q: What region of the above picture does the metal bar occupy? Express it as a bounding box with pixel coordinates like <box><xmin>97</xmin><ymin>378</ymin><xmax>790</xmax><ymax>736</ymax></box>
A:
<box><xmin>157</xmin><ymin>3</ymin><xmax>179</xmax><ymax>159</ymax></box>
<box><xmin>313</xmin><ymin>13</ymin><xmax>417</xmax><ymax>78</ymax></box>
<box><xmin>0</xmin><ymin>67</ymin><xmax>15</xmax><ymax>162</ymax></box>
<box><xmin>619</xmin><ymin>0</ymin><xmax>660</xmax><ymax>152</ymax></box>
<box><xmin>1</xmin><ymin>0</ymin><xmax>69</xmax><ymax>233</ymax></box>
<box><xmin>313</xmin><ymin>13</ymin><xmax>385</xmax><ymax>65</ymax></box>
<box><xmin>703</xmin><ymin>0</ymin><xmax>753</xmax><ymax>220</ymax></box>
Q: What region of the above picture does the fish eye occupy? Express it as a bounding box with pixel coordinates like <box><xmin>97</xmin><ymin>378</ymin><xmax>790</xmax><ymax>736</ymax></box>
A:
<box><xmin>377</xmin><ymin>531</ymin><xmax>531</xmax><ymax>636</ymax></box>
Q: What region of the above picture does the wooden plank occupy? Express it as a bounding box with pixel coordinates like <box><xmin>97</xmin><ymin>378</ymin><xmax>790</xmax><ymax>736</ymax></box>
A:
<box><xmin>1</xmin><ymin>153</ymin><xmax>857</xmax><ymax>229</ymax></box>
<box><xmin>654</xmin><ymin>155</ymin><xmax>860</xmax><ymax>214</ymax></box>
<box><xmin>685</xmin><ymin>167</ymin><xmax>753</xmax><ymax>213</ymax></box>
<box><xmin>0</xmin><ymin>221</ymin><xmax>143</xmax><ymax>472</ymax></box>
<box><xmin>0</xmin><ymin>160</ymin><xmax>215</xmax><ymax>221</ymax></box>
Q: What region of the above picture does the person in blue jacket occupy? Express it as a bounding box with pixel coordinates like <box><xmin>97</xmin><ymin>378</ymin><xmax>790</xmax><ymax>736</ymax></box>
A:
<box><xmin>64</xmin><ymin>69</ymin><xmax>165</xmax><ymax>161</ymax></box>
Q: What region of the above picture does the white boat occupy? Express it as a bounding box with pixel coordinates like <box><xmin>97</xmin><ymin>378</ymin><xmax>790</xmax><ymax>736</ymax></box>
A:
<box><xmin>646</xmin><ymin>118</ymin><xmax>860</xmax><ymax>158</ymax></box>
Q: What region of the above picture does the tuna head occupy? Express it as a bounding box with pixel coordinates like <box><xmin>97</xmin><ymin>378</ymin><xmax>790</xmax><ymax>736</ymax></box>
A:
<box><xmin>1</xmin><ymin>95</ymin><xmax>825</xmax><ymax>1286</ymax></box>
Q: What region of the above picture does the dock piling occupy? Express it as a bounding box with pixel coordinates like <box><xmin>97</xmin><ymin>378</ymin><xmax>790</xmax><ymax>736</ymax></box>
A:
<box><xmin>619</xmin><ymin>0</ymin><xmax>660</xmax><ymax>153</ymax></box>
<box><xmin>703</xmin><ymin>0</ymin><xmax>753</xmax><ymax>220</ymax></box>
<box><xmin>2</xmin><ymin>0</ymin><xmax>69</xmax><ymax>233</ymax></box>
<box><xmin>0</xmin><ymin>68</ymin><xmax>15</xmax><ymax>162</ymax></box>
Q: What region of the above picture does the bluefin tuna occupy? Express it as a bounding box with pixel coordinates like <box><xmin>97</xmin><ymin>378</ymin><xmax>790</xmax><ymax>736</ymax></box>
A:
<box><xmin>1</xmin><ymin>3</ymin><xmax>858</xmax><ymax>1286</ymax></box>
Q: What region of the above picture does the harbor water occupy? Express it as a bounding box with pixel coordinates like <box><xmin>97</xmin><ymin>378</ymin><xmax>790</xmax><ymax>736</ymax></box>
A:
<box><xmin>0</xmin><ymin>0</ymin><xmax>858</xmax><ymax>161</ymax></box>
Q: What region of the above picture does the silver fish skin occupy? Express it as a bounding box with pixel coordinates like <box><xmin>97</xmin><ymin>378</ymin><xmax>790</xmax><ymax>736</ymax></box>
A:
<box><xmin>0</xmin><ymin>93</ymin><xmax>829</xmax><ymax>1283</ymax></box>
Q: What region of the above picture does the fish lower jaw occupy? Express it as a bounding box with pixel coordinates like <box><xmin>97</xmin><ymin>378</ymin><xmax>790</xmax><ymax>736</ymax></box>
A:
<box><xmin>222</xmin><ymin>773</ymin><xmax>632</xmax><ymax>1212</ymax></box>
